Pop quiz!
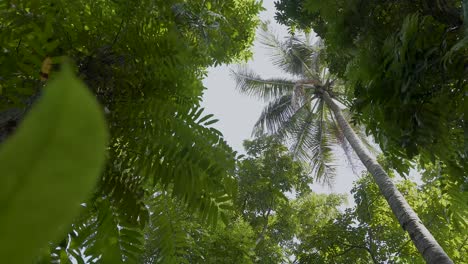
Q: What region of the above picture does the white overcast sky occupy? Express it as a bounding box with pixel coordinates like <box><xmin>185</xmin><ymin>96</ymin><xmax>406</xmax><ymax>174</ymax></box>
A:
<box><xmin>201</xmin><ymin>1</ymin><xmax>360</xmax><ymax>200</ymax></box>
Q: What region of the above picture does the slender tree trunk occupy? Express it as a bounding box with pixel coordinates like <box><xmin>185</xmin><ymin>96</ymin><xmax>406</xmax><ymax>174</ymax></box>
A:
<box><xmin>321</xmin><ymin>90</ymin><xmax>453</xmax><ymax>264</ymax></box>
<box><xmin>255</xmin><ymin>207</ymin><xmax>272</xmax><ymax>246</ymax></box>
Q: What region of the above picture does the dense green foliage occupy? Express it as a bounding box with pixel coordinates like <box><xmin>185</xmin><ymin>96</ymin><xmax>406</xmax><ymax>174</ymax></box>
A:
<box><xmin>1</xmin><ymin>0</ymin><xmax>466</xmax><ymax>262</ymax></box>
<box><xmin>137</xmin><ymin>136</ymin><xmax>339</xmax><ymax>263</ymax></box>
<box><xmin>0</xmin><ymin>0</ymin><xmax>261</xmax><ymax>262</ymax></box>
<box><xmin>232</xmin><ymin>22</ymin><xmax>459</xmax><ymax>262</ymax></box>
<box><xmin>239</xmin><ymin>153</ymin><xmax>467</xmax><ymax>263</ymax></box>
<box><xmin>296</xmin><ymin>164</ymin><xmax>467</xmax><ymax>263</ymax></box>
<box><xmin>141</xmin><ymin>136</ymin><xmax>466</xmax><ymax>263</ymax></box>
<box><xmin>274</xmin><ymin>0</ymin><xmax>467</xmax><ymax>241</ymax></box>
<box><xmin>235</xmin><ymin>137</ymin><xmax>313</xmax><ymax>262</ymax></box>
<box><xmin>139</xmin><ymin>190</ymin><xmax>257</xmax><ymax>263</ymax></box>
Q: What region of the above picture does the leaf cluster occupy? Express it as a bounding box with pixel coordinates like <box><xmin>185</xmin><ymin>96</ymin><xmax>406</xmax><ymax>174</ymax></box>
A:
<box><xmin>0</xmin><ymin>0</ymin><xmax>262</xmax><ymax>262</ymax></box>
<box><xmin>274</xmin><ymin>0</ymin><xmax>467</xmax><ymax>198</ymax></box>
<box><xmin>294</xmin><ymin>166</ymin><xmax>467</xmax><ymax>263</ymax></box>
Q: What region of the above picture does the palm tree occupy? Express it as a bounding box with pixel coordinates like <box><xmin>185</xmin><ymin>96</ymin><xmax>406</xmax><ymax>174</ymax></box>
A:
<box><xmin>231</xmin><ymin>24</ymin><xmax>453</xmax><ymax>264</ymax></box>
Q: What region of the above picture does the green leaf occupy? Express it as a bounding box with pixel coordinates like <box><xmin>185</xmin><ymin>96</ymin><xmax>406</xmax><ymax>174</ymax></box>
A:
<box><xmin>198</xmin><ymin>114</ymin><xmax>214</xmax><ymax>124</ymax></box>
<box><xmin>204</xmin><ymin>119</ymin><xmax>219</xmax><ymax>126</ymax></box>
<box><xmin>0</xmin><ymin>64</ymin><xmax>108</xmax><ymax>263</ymax></box>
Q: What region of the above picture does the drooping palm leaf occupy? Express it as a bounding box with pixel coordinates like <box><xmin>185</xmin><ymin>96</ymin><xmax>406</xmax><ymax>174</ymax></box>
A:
<box><xmin>253</xmin><ymin>94</ymin><xmax>295</xmax><ymax>136</ymax></box>
<box><xmin>289</xmin><ymin>107</ymin><xmax>318</xmax><ymax>160</ymax></box>
<box><xmin>278</xmin><ymin>99</ymin><xmax>335</xmax><ymax>185</ymax></box>
<box><xmin>230</xmin><ymin>66</ymin><xmax>295</xmax><ymax>101</ymax></box>
<box><xmin>270</xmin><ymin>97</ymin><xmax>317</xmax><ymax>140</ymax></box>
<box><xmin>306</xmin><ymin>101</ymin><xmax>336</xmax><ymax>185</ymax></box>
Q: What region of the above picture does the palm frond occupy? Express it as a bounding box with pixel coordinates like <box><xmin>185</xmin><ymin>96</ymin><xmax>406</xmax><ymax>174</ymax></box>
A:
<box><xmin>253</xmin><ymin>94</ymin><xmax>295</xmax><ymax>136</ymax></box>
<box><xmin>274</xmin><ymin>98</ymin><xmax>319</xmax><ymax>140</ymax></box>
<box><xmin>289</xmin><ymin>109</ymin><xmax>317</xmax><ymax>159</ymax></box>
<box><xmin>230</xmin><ymin>66</ymin><xmax>295</xmax><ymax>101</ymax></box>
<box><xmin>258</xmin><ymin>23</ymin><xmax>320</xmax><ymax>79</ymax></box>
<box><xmin>275</xmin><ymin>99</ymin><xmax>336</xmax><ymax>185</ymax></box>
<box><xmin>306</xmin><ymin>101</ymin><xmax>336</xmax><ymax>185</ymax></box>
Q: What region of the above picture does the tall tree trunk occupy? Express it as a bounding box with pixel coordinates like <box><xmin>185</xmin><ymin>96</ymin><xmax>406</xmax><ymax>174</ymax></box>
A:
<box><xmin>321</xmin><ymin>90</ymin><xmax>453</xmax><ymax>264</ymax></box>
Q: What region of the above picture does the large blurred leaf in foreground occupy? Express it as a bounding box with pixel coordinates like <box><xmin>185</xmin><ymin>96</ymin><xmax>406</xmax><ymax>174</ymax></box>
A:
<box><xmin>0</xmin><ymin>64</ymin><xmax>108</xmax><ymax>263</ymax></box>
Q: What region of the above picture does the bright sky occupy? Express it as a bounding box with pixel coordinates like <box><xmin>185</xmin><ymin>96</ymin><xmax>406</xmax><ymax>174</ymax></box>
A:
<box><xmin>201</xmin><ymin>1</ymin><xmax>361</xmax><ymax>202</ymax></box>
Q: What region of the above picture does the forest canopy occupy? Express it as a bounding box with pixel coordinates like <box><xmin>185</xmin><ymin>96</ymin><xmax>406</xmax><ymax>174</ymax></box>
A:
<box><xmin>0</xmin><ymin>0</ymin><xmax>466</xmax><ymax>263</ymax></box>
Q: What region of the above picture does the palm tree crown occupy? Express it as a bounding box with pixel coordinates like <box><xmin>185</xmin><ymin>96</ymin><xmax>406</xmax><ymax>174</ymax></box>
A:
<box><xmin>232</xmin><ymin>23</ymin><xmax>355</xmax><ymax>184</ymax></box>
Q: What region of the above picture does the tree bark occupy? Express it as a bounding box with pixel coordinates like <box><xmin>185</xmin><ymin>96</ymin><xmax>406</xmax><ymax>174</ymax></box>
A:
<box><xmin>321</xmin><ymin>90</ymin><xmax>453</xmax><ymax>264</ymax></box>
